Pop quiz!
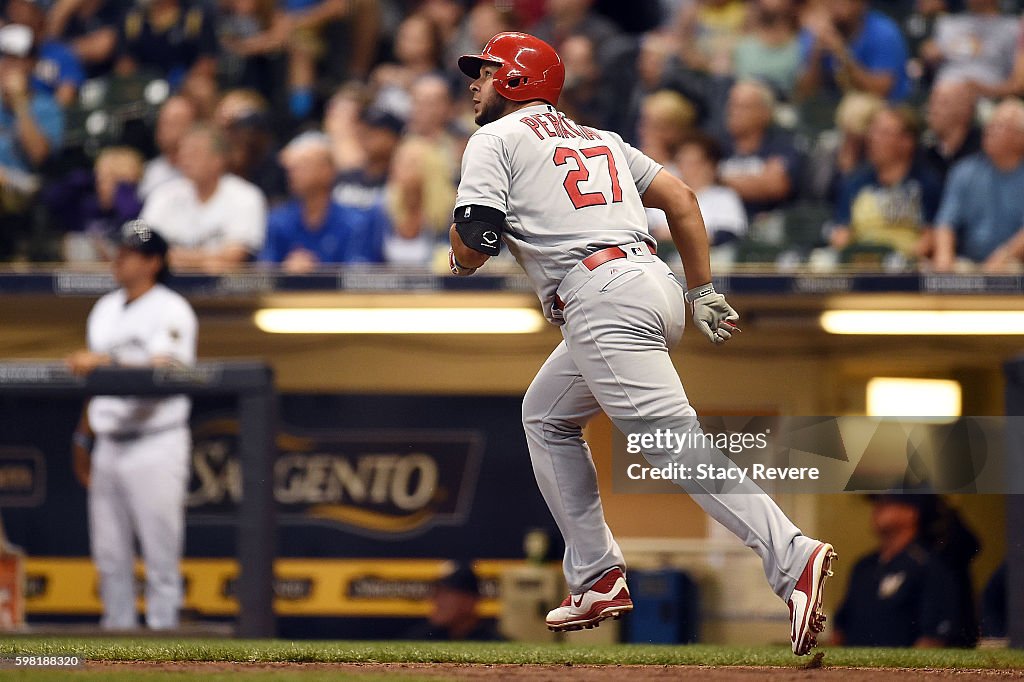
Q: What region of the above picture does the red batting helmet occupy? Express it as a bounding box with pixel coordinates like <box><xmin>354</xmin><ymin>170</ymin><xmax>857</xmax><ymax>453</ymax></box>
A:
<box><xmin>458</xmin><ymin>32</ymin><xmax>565</xmax><ymax>106</ymax></box>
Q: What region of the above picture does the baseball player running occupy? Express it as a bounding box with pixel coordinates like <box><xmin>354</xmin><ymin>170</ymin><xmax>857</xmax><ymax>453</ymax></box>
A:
<box><xmin>67</xmin><ymin>220</ymin><xmax>197</xmax><ymax>630</ymax></box>
<box><xmin>449</xmin><ymin>32</ymin><xmax>835</xmax><ymax>655</ymax></box>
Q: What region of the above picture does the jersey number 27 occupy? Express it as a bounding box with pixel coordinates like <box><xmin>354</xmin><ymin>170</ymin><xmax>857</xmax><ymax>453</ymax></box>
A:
<box><xmin>553</xmin><ymin>146</ymin><xmax>623</xmax><ymax>210</ymax></box>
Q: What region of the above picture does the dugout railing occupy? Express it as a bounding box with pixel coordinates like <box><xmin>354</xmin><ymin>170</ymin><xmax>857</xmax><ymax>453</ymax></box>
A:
<box><xmin>0</xmin><ymin>361</ymin><xmax>277</xmax><ymax>637</ymax></box>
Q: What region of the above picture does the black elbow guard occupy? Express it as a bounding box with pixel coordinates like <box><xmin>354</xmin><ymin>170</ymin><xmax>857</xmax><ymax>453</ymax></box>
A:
<box><xmin>454</xmin><ymin>204</ymin><xmax>505</xmax><ymax>256</ymax></box>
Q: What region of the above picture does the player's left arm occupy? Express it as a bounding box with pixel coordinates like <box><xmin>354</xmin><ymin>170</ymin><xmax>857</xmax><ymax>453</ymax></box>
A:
<box><xmin>642</xmin><ymin>169</ymin><xmax>740</xmax><ymax>344</ymax></box>
<box><xmin>642</xmin><ymin>170</ymin><xmax>711</xmax><ymax>288</ymax></box>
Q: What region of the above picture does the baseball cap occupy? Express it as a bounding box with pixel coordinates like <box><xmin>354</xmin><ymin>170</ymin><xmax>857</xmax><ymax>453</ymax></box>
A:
<box><xmin>119</xmin><ymin>219</ymin><xmax>171</xmax><ymax>281</ymax></box>
<box><xmin>0</xmin><ymin>24</ymin><xmax>34</xmax><ymax>59</ymax></box>
<box><xmin>360</xmin><ymin>107</ymin><xmax>404</xmax><ymax>136</ymax></box>
<box><xmin>435</xmin><ymin>562</ymin><xmax>480</xmax><ymax>596</ymax></box>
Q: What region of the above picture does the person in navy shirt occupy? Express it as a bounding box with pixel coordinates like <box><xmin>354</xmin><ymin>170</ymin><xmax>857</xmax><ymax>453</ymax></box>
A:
<box><xmin>834</xmin><ymin>495</ymin><xmax>960</xmax><ymax>647</ymax></box>
<box><xmin>798</xmin><ymin>0</ymin><xmax>910</xmax><ymax>102</ymax></box>
<box><xmin>260</xmin><ymin>132</ymin><xmax>384</xmax><ymax>271</ymax></box>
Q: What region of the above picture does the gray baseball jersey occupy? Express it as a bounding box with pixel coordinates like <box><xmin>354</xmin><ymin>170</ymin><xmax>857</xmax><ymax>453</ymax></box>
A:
<box><xmin>457</xmin><ymin>103</ymin><xmax>821</xmax><ymax>603</ymax></box>
<box><xmin>455</xmin><ymin>103</ymin><xmax>661</xmax><ymax>322</ymax></box>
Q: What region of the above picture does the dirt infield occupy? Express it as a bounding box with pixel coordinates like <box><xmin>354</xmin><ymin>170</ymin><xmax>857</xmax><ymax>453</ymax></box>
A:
<box><xmin>88</xmin><ymin>661</ymin><xmax>1024</xmax><ymax>680</ymax></box>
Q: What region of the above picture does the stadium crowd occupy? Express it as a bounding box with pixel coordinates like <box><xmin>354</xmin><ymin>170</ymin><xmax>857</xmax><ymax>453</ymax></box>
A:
<box><xmin>0</xmin><ymin>0</ymin><xmax>1021</xmax><ymax>272</ymax></box>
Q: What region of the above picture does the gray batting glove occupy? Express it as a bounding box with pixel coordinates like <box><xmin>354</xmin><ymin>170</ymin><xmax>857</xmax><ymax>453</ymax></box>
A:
<box><xmin>685</xmin><ymin>283</ymin><xmax>741</xmax><ymax>345</ymax></box>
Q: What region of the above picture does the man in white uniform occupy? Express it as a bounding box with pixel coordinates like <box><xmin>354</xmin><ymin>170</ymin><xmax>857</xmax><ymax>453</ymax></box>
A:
<box><xmin>67</xmin><ymin>220</ymin><xmax>197</xmax><ymax>630</ymax></box>
<box><xmin>449</xmin><ymin>32</ymin><xmax>835</xmax><ymax>655</ymax></box>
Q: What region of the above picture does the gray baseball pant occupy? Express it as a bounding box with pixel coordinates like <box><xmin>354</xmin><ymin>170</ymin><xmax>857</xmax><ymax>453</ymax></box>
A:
<box><xmin>522</xmin><ymin>245</ymin><xmax>818</xmax><ymax>599</ymax></box>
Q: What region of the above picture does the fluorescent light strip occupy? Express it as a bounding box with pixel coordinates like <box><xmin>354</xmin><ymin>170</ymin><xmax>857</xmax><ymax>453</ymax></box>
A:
<box><xmin>254</xmin><ymin>307</ymin><xmax>546</xmax><ymax>334</ymax></box>
<box><xmin>866</xmin><ymin>377</ymin><xmax>961</xmax><ymax>418</ymax></box>
<box><xmin>821</xmin><ymin>310</ymin><xmax>1024</xmax><ymax>335</ymax></box>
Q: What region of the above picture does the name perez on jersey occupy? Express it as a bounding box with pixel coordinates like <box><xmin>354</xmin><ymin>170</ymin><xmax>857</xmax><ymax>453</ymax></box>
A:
<box><xmin>520</xmin><ymin>111</ymin><xmax>604</xmax><ymax>142</ymax></box>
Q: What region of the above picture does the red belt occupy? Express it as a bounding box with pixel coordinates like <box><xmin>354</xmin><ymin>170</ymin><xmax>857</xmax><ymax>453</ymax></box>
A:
<box><xmin>581</xmin><ymin>242</ymin><xmax>656</xmax><ymax>271</ymax></box>
<box><xmin>554</xmin><ymin>242</ymin><xmax>657</xmax><ymax>310</ymax></box>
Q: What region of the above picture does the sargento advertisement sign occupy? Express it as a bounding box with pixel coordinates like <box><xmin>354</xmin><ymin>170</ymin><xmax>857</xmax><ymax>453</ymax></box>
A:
<box><xmin>188</xmin><ymin>419</ymin><xmax>484</xmax><ymax>538</ymax></box>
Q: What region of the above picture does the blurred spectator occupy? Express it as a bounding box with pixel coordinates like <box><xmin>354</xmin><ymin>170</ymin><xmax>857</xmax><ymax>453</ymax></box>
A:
<box><xmin>220</xmin><ymin>0</ymin><xmax>359</xmax><ymax>120</ymax></box>
<box><xmin>332</xmin><ymin>107</ymin><xmax>403</xmax><ymax>211</ymax></box>
<box><xmin>322</xmin><ymin>82</ymin><xmax>369</xmax><ymax>172</ymax></box>
<box><xmin>806</xmin><ymin>90</ymin><xmax>885</xmax><ymax>202</ymax></box>
<box><xmin>609</xmin><ymin>30</ymin><xmax>706</xmax><ymax>142</ymax></box>
<box><xmin>216</xmin><ymin>0</ymin><xmax>277</xmax><ymax>91</ymax></box>
<box><xmin>0</xmin><ymin>23</ymin><xmax>62</xmax><ymax>259</ymax></box>
<box><xmin>830</xmin><ymin>106</ymin><xmax>941</xmax><ymax>260</ymax></box>
<box><xmin>530</xmin><ymin>0</ymin><xmax>627</xmax><ymax>74</ymax></box>
<box><xmin>649</xmin><ymin>131</ymin><xmax>746</xmax><ymax>252</ymax></box>
<box><xmin>370</xmin><ymin>12</ymin><xmax>443</xmax><ymax>117</ymax></box>
<box><xmin>834</xmin><ymin>494</ymin><xmax>960</xmax><ymax>647</ymax></box>
<box><xmin>141</xmin><ymin>123</ymin><xmax>266</xmax><ymax>271</ymax></box>
<box><xmin>732</xmin><ymin>0</ymin><xmax>802</xmax><ymax>99</ymax></box>
<box><xmin>677</xmin><ymin>132</ymin><xmax>746</xmax><ymax>245</ymax></box>
<box><xmin>447</xmin><ymin>0</ymin><xmax>517</xmax><ymax>80</ymax></box>
<box><xmin>920</xmin><ymin>0</ymin><xmax>1018</xmax><ymax>95</ymax></box>
<box><xmin>47</xmin><ymin>0</ymin><xmax>123</xmax><ymax>79</ymax></box>
<box><xmin>672</xmin><ymin>0</ymin><xmax>750</xmax><ymax>76</ymax></box>
<box><xmin>937</xmin><ymin>12</ymin><xmax>1024</xmax><ymax>100</ymax></box>
<box><xmin>421</xmin><ymin>0</ymin><xmax>465</xmax><ymax>68</ymax></box>
<box><xmin>917</xmin><ymin>495</ymin><xmax>981</xmax><ymax>647</ymax></box>
<box><xmin>980</xmin><ymin>562</ymin><xmax>1007</xmax><ymax>639</ymax></box>
<box><xmin>404</xmin><ymin>562</ymin><xmax>502</xmax><ymax>641</ymax></box>
<box><xmin>46</xmin><ymin>146</ymin><xmax>144</xmax><ymax>261</ymax></box>
<box><xmin>406</xmin><ymin>74</ymin><xmax>466</xmax><ymax>181</ymax></box>
<box><xmin>213</xmin><ymin>89</ymin><xmax>287</xmax><ymax>205</ymax></box>
<box><xmin>115</xmin><ymin>0</ymin><xmax>218</xmax><ymax>88</ymax></box>
<box><xmin>0</xmin><ymin>23</ymin><xmax>63</xmax><ymax>174</ymax></box>
<box><xmin>139</xmin><ymin>95</ymin><xmax>197</xmax><ymax>199</ymax></box>
<box><xmin>380</xmin><ymin>136</ymin><xmax>454</xmax><ymax>265</ymax></box>
<box><xmin>921</xmin><ymin>79</ymin><xmax>981</xmax><ymax>186</ymax></box>
<box><xmin>5</xmin><ymin>0</ymin><xmax>85</xmax><ymax>107</ymax></box>
<box><xmin>718</xmin><ymin>79</ymin><xmax>801</xmax><ymax>219</ymax></box>
<box><xmin>797</xmin><ymin>0</ymin><xmax>910</xmax><ymax>101</ymax></box>
<box><xmin>259</xmin><ymin>132</ymin><xmax>383</xmax><ymax>271</ymax></box>
<box><xmin>637</xmin><ymin>89</ymin><xmax>698</xmax><ymax>168</ymax></box>
<box><xmin>178</xmin><ymin>70</ymin><xmax>220</xmax><ymax>121</ymax></box>
<box><xmin>933</xmin><ymin>98</ymin><xmax>1024</xmax><ymax>271</ymax></box>
<box><xmin>557</xmin><ymin>33</ymin><xmax>610</xmax><ymax>128</ymax></box>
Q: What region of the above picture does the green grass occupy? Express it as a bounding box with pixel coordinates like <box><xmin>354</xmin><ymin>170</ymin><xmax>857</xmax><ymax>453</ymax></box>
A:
<box><xmin>3</xmin><ymin>674</ymin><xmax>436</xmax><ymax>682</ymax></box>
<box><xmin>0</xmin><ymin>638</ymin><xmax>1023</xmax><ymax>670</ymax></box>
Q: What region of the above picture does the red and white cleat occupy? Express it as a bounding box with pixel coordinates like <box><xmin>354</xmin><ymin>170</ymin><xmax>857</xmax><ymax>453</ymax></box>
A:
<box><xmin>788</xmin><ymin>542</ymin><xmax>837</xmax><ymax>656</ymax></box>
<box><xmin>545</xmin><ymin>568</ymin><xmax>633</xmax><ymax>632</ymax></box>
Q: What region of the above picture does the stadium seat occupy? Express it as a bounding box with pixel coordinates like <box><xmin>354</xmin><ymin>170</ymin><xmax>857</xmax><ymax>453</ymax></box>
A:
<box><xmin>782</xmin><ymin>202</ymin><xmax>832</xmax><ymax>251</ymax></box>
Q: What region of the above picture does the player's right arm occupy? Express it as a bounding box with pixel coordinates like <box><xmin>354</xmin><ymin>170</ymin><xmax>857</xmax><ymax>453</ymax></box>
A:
<box><xmin>449</xmin><ymin>224</ymin><xmax>490</xmax><ymax>275</ymax></box>
<box><xmin>449</xmin><ymin>133</ymin><xmax>511</xmax><ymax>276</ymax></box>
